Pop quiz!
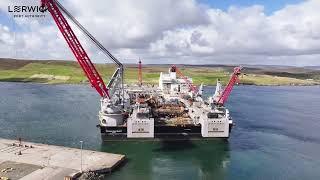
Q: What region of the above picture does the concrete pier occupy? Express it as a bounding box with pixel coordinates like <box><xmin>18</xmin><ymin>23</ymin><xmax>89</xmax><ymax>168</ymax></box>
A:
<box><xmin>0</xmin><ymin>138</ymin><xmax>125</xmax><ymax>179</ymax></box>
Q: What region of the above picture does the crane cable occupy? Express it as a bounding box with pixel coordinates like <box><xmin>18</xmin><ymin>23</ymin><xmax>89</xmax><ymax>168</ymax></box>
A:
<box><xmin>53</xmin><ymin>0</ymin><xmax>123</xmax><ymax>68</ymax></box>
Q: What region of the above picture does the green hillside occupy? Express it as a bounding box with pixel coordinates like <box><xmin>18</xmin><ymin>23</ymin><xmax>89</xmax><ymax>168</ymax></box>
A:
<box><xmin>0</xmin><ymin>59</ymin><xmax>319</xmax><ymax>86</ymax></box>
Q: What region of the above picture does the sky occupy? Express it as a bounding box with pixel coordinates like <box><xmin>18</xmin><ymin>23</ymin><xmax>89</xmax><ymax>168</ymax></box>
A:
<box><xmin>200</xmin><ymin>0</ymin><xmax>304</xmax><ymax>14</ymax></box>
<box><xmin>1</xmin><ymin>0</ymin><xmax>320</xmax><ymax>66</ymax></box>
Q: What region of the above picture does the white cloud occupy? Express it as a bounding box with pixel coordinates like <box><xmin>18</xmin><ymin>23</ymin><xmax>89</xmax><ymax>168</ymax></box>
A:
<box><xmin>150</xmin><ymin>0</ymin><xmax>320</xmax><ymax>65</ymax></box>
<box><xmin>0</xmin><ymin>24</ymin><xmax>14</xmax><ymax>56</ymax></box>
<box><xmin>0</xmin><ymin>0</ymin><xmax>320</xmax><ymax>65</ymax></box>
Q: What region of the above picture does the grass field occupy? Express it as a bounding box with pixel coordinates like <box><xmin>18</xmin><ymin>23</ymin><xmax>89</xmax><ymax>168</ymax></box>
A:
<box><xmin>0</xmin><ymin>59</ymin><xmax>319</xmax><ymax>86</ymax></box>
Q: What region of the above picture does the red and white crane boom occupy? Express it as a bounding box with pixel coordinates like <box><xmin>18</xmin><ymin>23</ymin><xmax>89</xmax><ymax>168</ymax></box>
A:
<box><xmin>41</xmin><ymin>0</ymin><xmax>124</xmax><ymax>99</ymax></box>
<box><xmin>217</xmin><ymin>66</ymin><xmax>242</xmax><ymax>105</ymax></box>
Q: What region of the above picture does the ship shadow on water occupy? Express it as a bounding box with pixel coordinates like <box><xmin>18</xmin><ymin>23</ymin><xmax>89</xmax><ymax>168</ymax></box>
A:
<box><xmin>99</xmin><ymin>139</ymin><xmax>231</xmax><ymax>180</ymax></box>
<box><xmin>153</xmin><ymin>139</ymin><xmax>231</xmax><ymax>180</ymax></box>
<box><xmin>153</xmin><ymin>140</ymin><xmax>196</xmax><ymax>151</ymax></box>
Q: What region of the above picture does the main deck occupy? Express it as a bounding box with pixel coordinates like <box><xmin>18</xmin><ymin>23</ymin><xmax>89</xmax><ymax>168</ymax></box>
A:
<box><xmin>98</xmin><ymin>66</ymin><xmax>239</xmax><ymax>140</ymax></box>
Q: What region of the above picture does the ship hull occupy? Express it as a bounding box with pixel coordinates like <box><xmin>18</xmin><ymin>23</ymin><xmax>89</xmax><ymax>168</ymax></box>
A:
<box><xmin>100</xmin><ymin>124</ymin><xmax>232</xmax><ymax>141</ymax></box>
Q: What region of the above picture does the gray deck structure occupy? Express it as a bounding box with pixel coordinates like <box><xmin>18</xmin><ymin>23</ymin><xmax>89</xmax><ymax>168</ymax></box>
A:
<box><xmin>0</xmin><ymin>138</ymin><xmax>125</xmax><ymax>179</ymax></box>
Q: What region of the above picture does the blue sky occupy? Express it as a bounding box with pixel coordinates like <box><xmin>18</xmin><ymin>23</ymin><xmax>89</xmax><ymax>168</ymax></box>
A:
<box><xmin>0</xmin><ymin>11</ymin><xmax>11</xmax><ymax>27</ymax></box>
<box><xmin>199</xmin><ymin>0</ymin><xmax>305</xmax><ymax>14</ymax></box>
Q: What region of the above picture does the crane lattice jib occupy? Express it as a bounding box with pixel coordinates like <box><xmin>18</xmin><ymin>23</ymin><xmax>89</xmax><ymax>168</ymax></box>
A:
<box><xmin>41</xmin><ymin>0</ymin><xmax>110</xmax><ymax>98</ymax></box>
<box><xmin>217</xmin><ymin>66</ymin><xmax>242</xmax><ymax>105</ymax></box>
<box><xmin>172</xmin><ymin>65</ymin><xmax>197</xmax><ymax>93</ymax></box>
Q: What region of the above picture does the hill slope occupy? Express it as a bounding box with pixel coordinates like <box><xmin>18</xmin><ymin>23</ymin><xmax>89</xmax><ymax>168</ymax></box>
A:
<box><xmin>0</xmin><ymin>58</ymin><xmax>319</xmax><ymax>86</ymax></box>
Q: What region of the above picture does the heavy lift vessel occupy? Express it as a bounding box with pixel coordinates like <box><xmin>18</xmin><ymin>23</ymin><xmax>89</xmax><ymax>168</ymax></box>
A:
<box><xmin>41</xmin><ymin>0</ymin><xmax>243</xmax><ymax>140</ymax></box>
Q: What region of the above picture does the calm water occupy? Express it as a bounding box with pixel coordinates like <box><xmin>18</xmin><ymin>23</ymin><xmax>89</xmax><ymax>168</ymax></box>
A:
<box><xmin>0</xmin><ymin>82</ymin><xmax>320</xmax><ymax>180</ymax></box>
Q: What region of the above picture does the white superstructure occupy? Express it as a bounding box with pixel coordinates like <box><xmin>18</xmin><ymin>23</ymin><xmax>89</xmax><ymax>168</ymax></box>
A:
<box><xmin>209</xmin><ymin>79</ymin><xmax>223</xmax><ymax>103</ymax></box>
<box><xmin>99</xmin><ymin>98</ymin><xmax>124</xmax><ymax>127</ymax></box>
<box><xmin>159</xmin><ymin>68</ymin><xmax>192</xmax><ymax>95</ymax></box>
<box><xmin>127</xmin><ymin>103</ymin><xmax>154</xmax><ymax>138</ymax></box>
<box><xmin>187</xmin><ymin>80</ymin><xmax>233</xmax><ymax>138</ymax></box>
<box><xmin>99</xmin><ymin>68</ymin><xmax>130</xmax><ymax>127</ymax></box>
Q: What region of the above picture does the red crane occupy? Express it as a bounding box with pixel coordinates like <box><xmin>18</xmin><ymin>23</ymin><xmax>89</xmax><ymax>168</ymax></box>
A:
<box><xmin>41</xmin><ymin>0</ymin><xmax>124</xmax><ymax>99</ymax></box>
<box><xmin>171</xmin><ymin>65</ymin><xmax>197</xmax><ymax>93</ymax></box>
<box><xmin>138</xmin><ymin>59</ymin><xmax>142</xmax><ymax>86</ymax></box>
<box><xmin>217</xmin><ymin>66</ymin><xmax>242</xmax><ymax>105</ymax></box>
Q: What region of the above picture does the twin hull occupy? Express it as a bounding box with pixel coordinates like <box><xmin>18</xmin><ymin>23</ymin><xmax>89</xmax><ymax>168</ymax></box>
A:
<box><xmin>99</xmin><ymin>113</ymin><xmax>233</xmax><ymax>140</ymax></box>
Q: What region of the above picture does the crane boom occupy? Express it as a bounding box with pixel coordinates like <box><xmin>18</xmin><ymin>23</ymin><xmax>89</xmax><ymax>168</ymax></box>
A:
<box><xmin>41</xmin><ymin>0</ymin><xmax>115</xmax><ymax>98</ymax></box>
<box><xmin>217</xmin><ymin>66</ymin><xmax>242</xmax><ymax>105</ymax></box>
